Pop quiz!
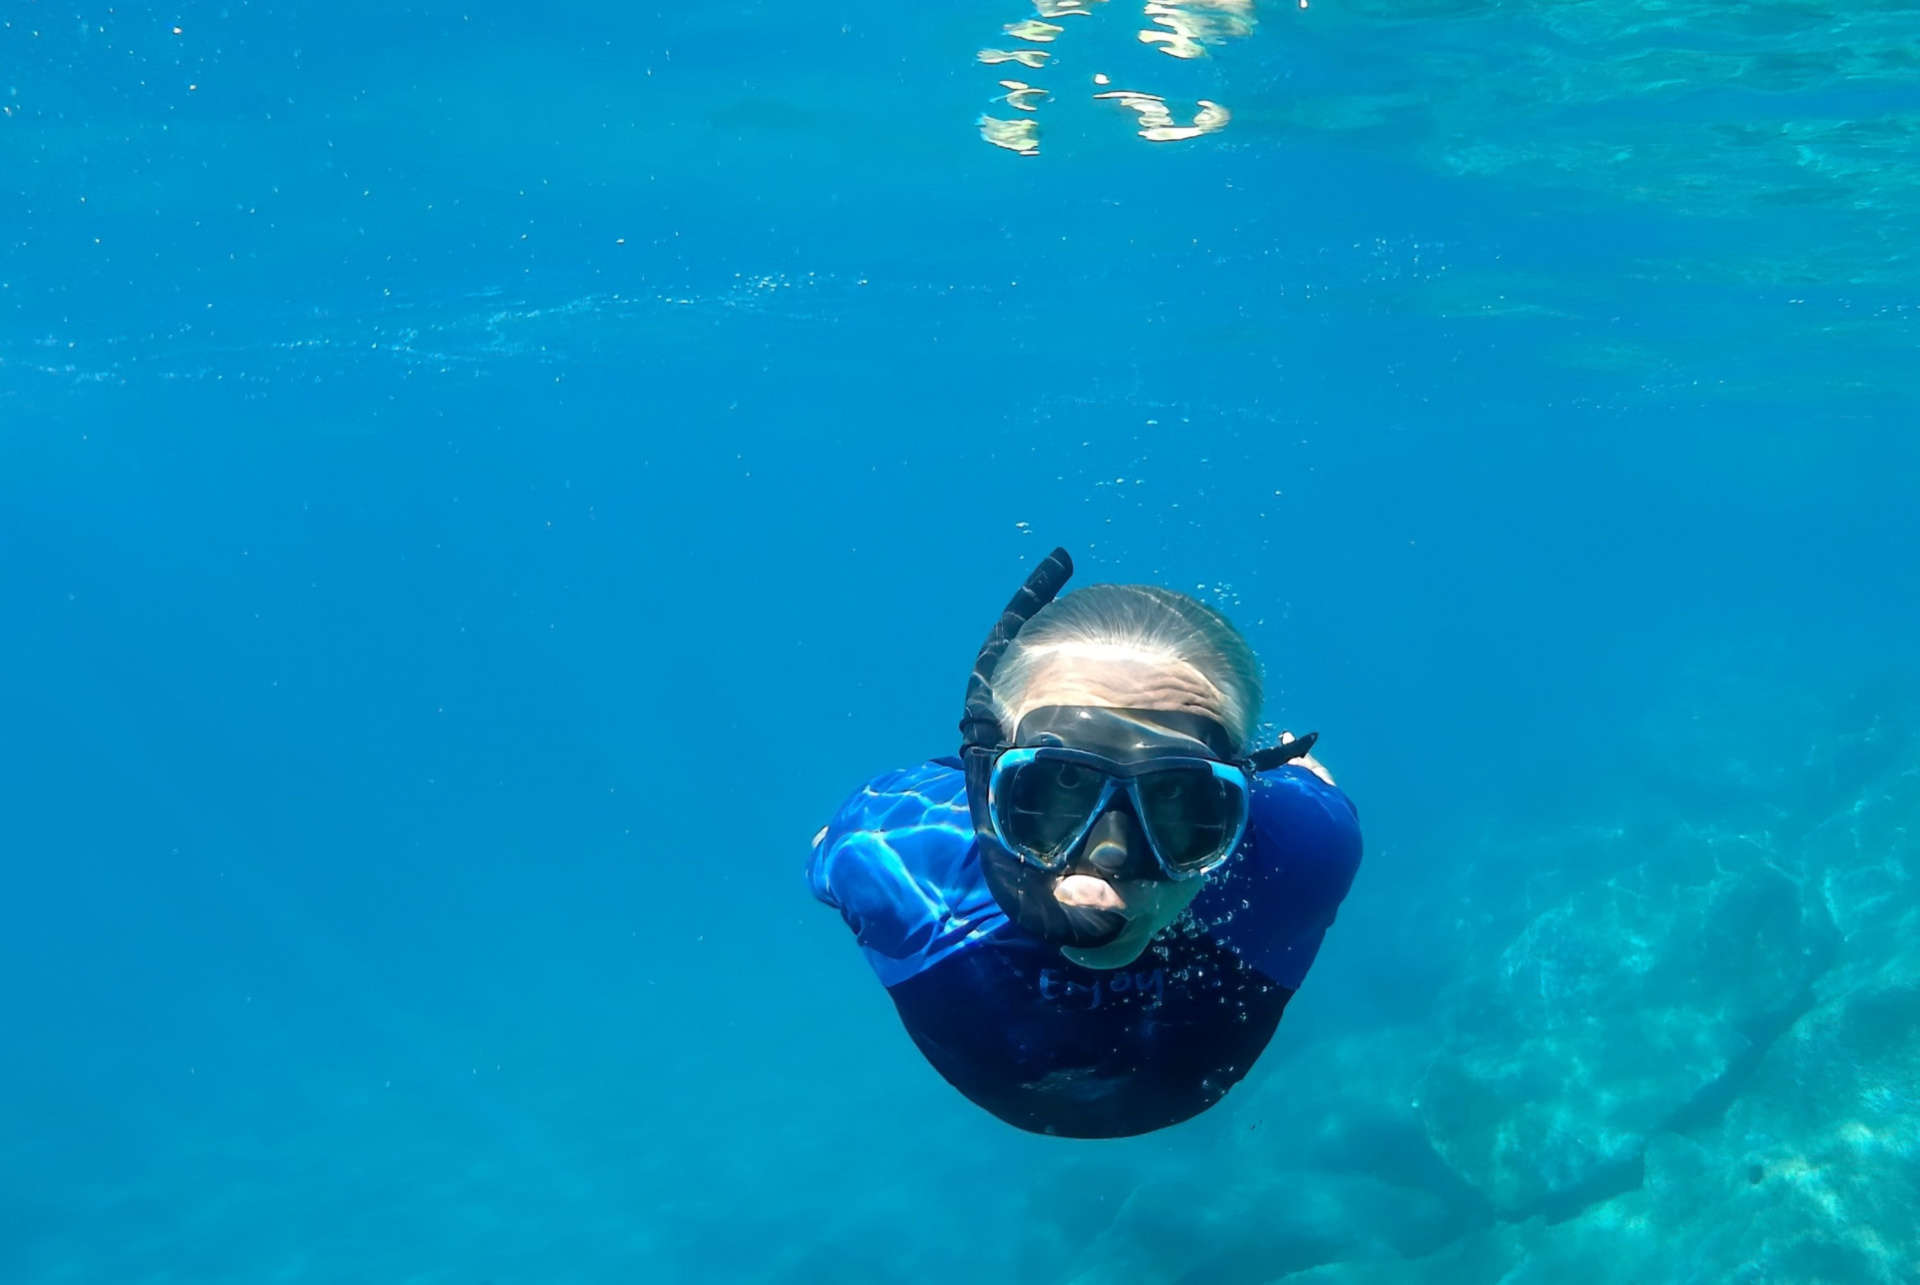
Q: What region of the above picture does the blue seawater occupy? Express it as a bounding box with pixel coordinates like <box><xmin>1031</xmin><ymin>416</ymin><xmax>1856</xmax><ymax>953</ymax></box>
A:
<box><xmin>4</xmin><ymin>1</ymin><xmax>1917</xmax><ymax>1281</ymax></box>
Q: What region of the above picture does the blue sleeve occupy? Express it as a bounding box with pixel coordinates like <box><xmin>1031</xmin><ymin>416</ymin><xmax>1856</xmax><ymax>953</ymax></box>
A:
<box><xmin>809</xmin><ymin>823</ymin><xmax>946</xmax><ymax>962</ymax></box>
<box><xmin>1192</xmin><ymin>765</ymin><xmax>1362</xmax><ymax>990</ymax></box>
<box><xmin>806</xmin><ymin>762</ymin><xmax>1005</xmax><ymax>988</ymax></box>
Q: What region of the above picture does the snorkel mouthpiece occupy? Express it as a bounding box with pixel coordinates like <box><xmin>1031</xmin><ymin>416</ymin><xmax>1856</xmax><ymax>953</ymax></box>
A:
<box><xmin>979</xmin><ymin>843</ymin><xmax>1131</xmax><ymax>949</ymax></box>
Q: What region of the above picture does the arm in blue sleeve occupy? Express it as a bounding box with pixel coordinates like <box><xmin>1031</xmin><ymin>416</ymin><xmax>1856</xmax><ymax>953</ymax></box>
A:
<box><xmin>808</xmin><ymin>821</ymin><xmax>946</xmax><ymax>961</ymax></box>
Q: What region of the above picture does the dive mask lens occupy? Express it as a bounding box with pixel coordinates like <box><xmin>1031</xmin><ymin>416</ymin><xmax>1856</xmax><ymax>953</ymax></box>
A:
<box><xmin>993</xmin><ymin>751</ymin><xmax>1111</xmax><ymax>867</ymax></box>
<box><xmin>1135</xmin><ymin>762</ymin><xmax>1248</xmax><ymax>873</ymax></box>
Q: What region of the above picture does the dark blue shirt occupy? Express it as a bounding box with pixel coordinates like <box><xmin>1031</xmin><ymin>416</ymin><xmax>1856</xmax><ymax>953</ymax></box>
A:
<box><xmin>809</xmin><ymin>757</ymin><xmax>1362</xmax><ymax>1137</ymax></box>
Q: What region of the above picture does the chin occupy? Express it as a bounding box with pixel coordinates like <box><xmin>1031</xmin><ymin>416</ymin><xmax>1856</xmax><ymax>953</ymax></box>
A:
<box><xmin>1060</xmin><ymin>931</ymin><xmax>1154</xmax><ymax>970</ymax></box>
<box><xmin>1061</xmin><ymin>879</ymin><xmax>1203</xmax><ymax>970</ymax></box>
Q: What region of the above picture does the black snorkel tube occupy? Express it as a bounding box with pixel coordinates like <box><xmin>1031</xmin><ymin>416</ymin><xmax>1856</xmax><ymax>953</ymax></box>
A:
<box><xmin>958</xmin><ymin>546</ymin><xmax>1077</xmax><ymax>755</ymax></box>
<box><xmin>1247</xmin><ymin>731</ymin><xmax>1319</xmax><ymax>772</ymax></box>
<box><xmin>960</xmin><ymin>548</ymin><xmax>1131</xmax><ymax>948</ymax></box>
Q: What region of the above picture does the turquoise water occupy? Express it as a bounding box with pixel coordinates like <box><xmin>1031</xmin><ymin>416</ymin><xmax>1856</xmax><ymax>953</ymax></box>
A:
<box><xmin>4</xmin><ymin>1</ymin><xmax>1917</xmax><ymax>1281</ymax></box>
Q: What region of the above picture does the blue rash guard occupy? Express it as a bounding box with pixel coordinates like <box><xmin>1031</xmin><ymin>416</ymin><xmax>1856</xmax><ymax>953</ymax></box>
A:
<box><xmin>808</xmin><ymin>755</ymin><xmax>1362</xmax><ymax>1138</ymax></box>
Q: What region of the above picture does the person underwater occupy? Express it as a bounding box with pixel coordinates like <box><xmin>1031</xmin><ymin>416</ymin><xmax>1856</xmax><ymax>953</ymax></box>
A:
<box><xmin>808</xmin><ymin>548</ymin><xmax>1362</xmax><ymax>1139</ymax></box>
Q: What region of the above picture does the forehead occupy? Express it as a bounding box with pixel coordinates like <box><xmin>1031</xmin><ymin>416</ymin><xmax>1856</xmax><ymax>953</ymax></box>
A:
<box><xmin>1012</xmin><ymin>704</ymin><xmax>1236</xmax><ymax>760</ymax></box>
<box><xmin>1012</xmin><ymin>646</ymin><xmax>1230</xmax><ymax>725</ymax></box>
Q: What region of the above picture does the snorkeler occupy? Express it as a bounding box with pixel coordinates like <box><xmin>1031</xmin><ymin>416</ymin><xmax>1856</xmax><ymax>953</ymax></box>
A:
<box><xmin>808</xmin><ymin>549</ymin><xmax>1361</xmax><ymax>1138</ymax></box>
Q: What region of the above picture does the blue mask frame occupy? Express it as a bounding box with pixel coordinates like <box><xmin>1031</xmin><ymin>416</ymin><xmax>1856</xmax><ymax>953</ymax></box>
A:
<box><xmin>982</xmin><ymin>744</ymin><xmax>1254</xmax><ymax>880</ymax></box>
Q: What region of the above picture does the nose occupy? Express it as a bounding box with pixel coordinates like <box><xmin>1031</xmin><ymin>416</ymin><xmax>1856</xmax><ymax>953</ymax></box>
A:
<box><xmin>1078</xmin><ymin>807</ymin><xmax>1153</xmax><ymax>881</ymax></box>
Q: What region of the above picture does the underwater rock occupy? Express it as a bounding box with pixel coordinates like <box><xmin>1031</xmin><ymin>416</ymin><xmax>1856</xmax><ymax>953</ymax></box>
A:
<box><xmin>1699</xmin><ymin>945</ymin><xmax>1920</xmax><ymax>1283</ymax></box>
<box><xmin>1260</xmin><ymin>736</ymin><xmax>1916</xmax><ymax>1281</ymax></box>
<box><xmin>1624</xmin><ymin>641</ymin><xmax>1911</xmax><ymax>846</ymax></box>
<box><xmin>1413</xmin><ymin>858</ymin><xmax>1834</xmax><ymax>1217</ymax></box>
<box><xmin>1233</xmin><ymin>1026</ymin><xmax>1491</xmax><ymax>1245</ymax></box>
<box><xmin>1301</xmin><ymin>1134</ymin><xmax>1754</xmax><ymax>1285</ymax></box>
<box><xmin>1774</xmin><ymin>760</ymin><xmax>1920</xmax><ymax>1076</ymax></box>
<box><xmin>1267</xmin><ymin>749</ymin><xmax>1919</xmax><ymax>1283</ymax></box>
<box><xmin>1055</xmin><ymin>1027</ymin><xmax>1493</xmax><ymax>1283</ymax></box>
<box><xmin>1797</xmin><ymin>765</ymin><xmax>1920</xmax><ymax>963</ymax></box>
<box><xmin>1048</xmin><ymin>1027</ymin><xmax>1495</xmax><ymax>1284</ymax></box>
<box><xmin>1265</xmin><ymin>1221</ymin><xmax>1534</xmax><ymax>1284</ymax></box>
<box><xmin>1407</xmin><ymin>954</ymin><xmax>1920</xmax><ymax>1285</ymax></box>
<box><xmin>1062</xmin><ymin>1163</ymin><xmax>1458</xmax><ymax>1285</ymax></box>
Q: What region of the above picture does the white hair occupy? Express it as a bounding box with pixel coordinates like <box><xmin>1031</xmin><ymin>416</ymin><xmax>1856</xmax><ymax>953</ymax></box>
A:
<box><xmin>987</xmin><ymin>583</ymin><xmax>1264</xmax><ymax>750</ymax></box>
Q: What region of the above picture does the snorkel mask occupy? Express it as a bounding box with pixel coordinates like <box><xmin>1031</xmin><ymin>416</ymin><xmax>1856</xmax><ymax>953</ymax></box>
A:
<box><xmin>958</xmin><ymin>548</ymin><xmax>1320</xmax><ymax>949</ymax></box>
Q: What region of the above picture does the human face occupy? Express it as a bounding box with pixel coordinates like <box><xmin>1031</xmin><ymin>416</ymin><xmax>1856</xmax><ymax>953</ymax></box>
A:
<box><xmin>1003</xmin><ymin>649</ymin><xmax>1239</xmax><ymax>969</ymax></box>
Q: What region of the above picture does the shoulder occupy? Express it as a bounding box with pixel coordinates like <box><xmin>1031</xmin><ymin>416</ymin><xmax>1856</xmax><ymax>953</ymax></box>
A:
<box><xmin>1188</xmin><ymin>766</ymin><xmax>1362</xmax><ymax>988</ymax></box>
<box><xmin>810</xmin><ymin>760</ymin><xmax>970</xmax><ymax>880</ymax></box>
<box><xmin>1248</xmin><ymin>765</ymin><xmax>1363</xmax><ymax>884</ymax></box>
<box><xmin>807</xmin><ymin>760</ymin><xmax>1000</xmax><ymax>985</ymax></box>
